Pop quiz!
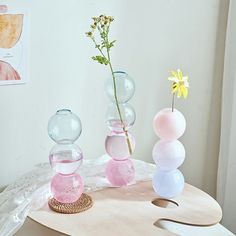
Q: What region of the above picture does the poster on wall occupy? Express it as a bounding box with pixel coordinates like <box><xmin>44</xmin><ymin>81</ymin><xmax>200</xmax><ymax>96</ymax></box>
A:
<box><xmin>0</xmin><ymin>6</ymin><xmax>29</xmax><ymax>85</ymax></box>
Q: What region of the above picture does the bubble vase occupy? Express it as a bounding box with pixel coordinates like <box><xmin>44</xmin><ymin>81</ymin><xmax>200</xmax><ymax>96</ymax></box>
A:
<box><xmin>47</xmin><ymin>109</ymin><xmax>92</xmax><ymax>213</ymax></box>
<box><xmin>104</xmin><ymin>71</ymin><xmax>136</xmax><ymax>186</ymax></box>
<box><xmin>152</xmin><ymin>108</ymin><xmax>186</xmax><ymax>198</ymax></box>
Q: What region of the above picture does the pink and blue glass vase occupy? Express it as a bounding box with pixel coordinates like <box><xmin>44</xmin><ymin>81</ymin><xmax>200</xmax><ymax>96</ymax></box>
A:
<box><xmin>48</xmin><ymin>109</ymin><xmax>84</xmax><ymax>204</ymax></box>
<box><xmin>152</xmin><ymin>108</ymin><xmax>186</xmax><ymax>198</ymax></box>
<box><xmin>104</xmin><ymin>71</ymin><xmax>136</xmax><ymax>186</ymax></box>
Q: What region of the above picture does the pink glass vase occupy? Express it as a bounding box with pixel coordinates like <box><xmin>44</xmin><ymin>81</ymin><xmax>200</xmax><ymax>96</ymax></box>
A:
<box><xmin>104</xmin><ymin>71</ymin><xmax>136</xmax><ymax>186</ymax></box>
<box><xmin>152</xmin><ymin>108</ymin><xmax>186</xmax><ymax>198</ymax></box>
<box><xmin>48</xmin><ymin>109</ymin><xmax>84</xmax><ymax>203</ymax></box>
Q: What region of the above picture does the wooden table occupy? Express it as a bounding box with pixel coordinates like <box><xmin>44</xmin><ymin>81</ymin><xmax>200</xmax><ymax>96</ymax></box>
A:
<box><xmin>16</xmin><ymin>218</ymin><xmax>234</xmax><ymax>236</ymax></box>
<box><xmin>17</xmin><ymin>181</ymin><xmax>234</xmax><ymax>236</ymax></box>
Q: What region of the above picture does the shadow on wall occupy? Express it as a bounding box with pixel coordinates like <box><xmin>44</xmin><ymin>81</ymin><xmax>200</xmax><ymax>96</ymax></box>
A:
<box><xmin>202</xmin><ymin>0</ymin><xmax>230</xmax><ymax>197</ymax></box>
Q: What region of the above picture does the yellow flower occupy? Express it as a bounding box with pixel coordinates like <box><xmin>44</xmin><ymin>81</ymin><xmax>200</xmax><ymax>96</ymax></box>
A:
<box><xmin>168</xmin><ymin>69</ymin><xmax>189</xmax><ymax>98</ymax></box>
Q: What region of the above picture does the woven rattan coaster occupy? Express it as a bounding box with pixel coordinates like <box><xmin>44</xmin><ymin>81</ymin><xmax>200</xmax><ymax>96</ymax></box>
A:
<box><xmin>48</xmin><ymin>193</ymin><xmax>93</xmax><ymax>214</ymax></box>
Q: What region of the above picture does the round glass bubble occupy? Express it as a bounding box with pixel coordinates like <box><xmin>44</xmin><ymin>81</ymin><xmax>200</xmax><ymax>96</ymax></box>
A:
<box><xmin>48</xmin><ymin>109</ymin><xmax>82</xmax><ymax>143</ymax></box>
<box><xmin>152</xmin><ymin>169</ymin><xmax>185</xmax><ymax>199</ymax></box>
<box><xmin>152</xmin><ymin>140</ymin><xmax>185</xmax><ymax>171</ymax></box>
<box><xmin>51</xmin><ymin>173</ymin><xmax>84</xmax><ymax>203</ymax></box>
<box><xmin>106</xmin><ymin>103</ymin><xmax>136</xmax><ymax>133</ymax></box>
<box><xmin>153</xmin><ymin>108</ymin><xmax>186</xmax><ymax>140</ymax></box>
<box><xmin>105</xmin><ymin>159</ymin><xmax>135</xmax><ymax>186</ymax></box>
<box><xmin>105</xmin><ymin>132</ymin><xmax>135</xmax><ymax>160</ymax></box>
<box><xmin>49</xmin><ymin>143</ymin><xmax>83</xmax><ymax>175</ymax></box>
<box><xmin>105</xmin><ymin>71</ymin><xmax>135</xmax><ymax>103</ymax></box>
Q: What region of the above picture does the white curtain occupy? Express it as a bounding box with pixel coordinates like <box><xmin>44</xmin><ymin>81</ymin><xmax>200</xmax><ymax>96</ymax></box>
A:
<box><xmin>217</xmin><ymin>0</ymin><xmax>236</xmax><ymax>234</ymax></box>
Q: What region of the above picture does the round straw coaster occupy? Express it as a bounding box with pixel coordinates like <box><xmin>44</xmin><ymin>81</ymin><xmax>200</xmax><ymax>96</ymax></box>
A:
<box><xmin>48</xmin><ymin>193</ymin><xmax>93</xmax><ymax>214</ymax></box>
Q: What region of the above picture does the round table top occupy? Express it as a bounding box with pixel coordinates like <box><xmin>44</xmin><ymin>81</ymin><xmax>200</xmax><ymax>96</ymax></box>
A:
<box><xmin>29</xmin><ymin>181</ymin><xmax>222</xmax><ymax>236</ymax></box>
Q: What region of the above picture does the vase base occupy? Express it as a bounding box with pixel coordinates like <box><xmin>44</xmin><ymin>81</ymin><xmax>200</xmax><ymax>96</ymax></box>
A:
<box><xmin>48</xmin><ymin>193</ymin><xmax>93</xmax><ymax>214</ymax></box>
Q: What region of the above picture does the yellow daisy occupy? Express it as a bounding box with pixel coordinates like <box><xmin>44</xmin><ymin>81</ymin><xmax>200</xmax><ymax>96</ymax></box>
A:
<box><xmin>168</xmin><ymin>69</ymin><xmax>189</xmax><ymax>98</ymax></box>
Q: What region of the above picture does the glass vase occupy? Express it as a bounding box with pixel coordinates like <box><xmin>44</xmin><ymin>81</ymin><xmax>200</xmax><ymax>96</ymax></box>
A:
<box><xmin>152</xmin><ymin>108</ymin><xmax>186</xmax><ymax>198</ymax></box>
<box><xmin>104</xmin><ymin>71</ymin><xmax>136</xmax><ymax>186</ymax></box>
<box><xmin>48</xmin><ymin>109</ymin><xmax>84</xmax><ymax>203</ymax></box>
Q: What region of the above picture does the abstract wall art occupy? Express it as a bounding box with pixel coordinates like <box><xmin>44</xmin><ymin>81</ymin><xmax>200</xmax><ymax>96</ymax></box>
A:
<box><xmin>0</xmin><ymin>6</ymin><xmax>29</xmax><ymax>85</ymax></box>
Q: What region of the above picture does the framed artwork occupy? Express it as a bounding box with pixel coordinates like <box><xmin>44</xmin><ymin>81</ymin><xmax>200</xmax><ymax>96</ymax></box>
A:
<box><xmin>0</xmin><ymin>7</ymin><xmax>29</xmax><ymax>85</ymax></box>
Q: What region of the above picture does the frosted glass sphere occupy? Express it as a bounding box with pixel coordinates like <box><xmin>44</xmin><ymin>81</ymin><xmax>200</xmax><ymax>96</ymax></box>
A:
<box><xmin>49</xmin><ymin>143</ymin><xmax>83</xmax><ymax>174</ymax></box>
<box><xmin>48</xmin><ymin>109</ymin><xmax>82</xmax><ymax>143</ymax></box>
<box><xmin>106</xmin><ymin>103</ymin><xmax>136</xmax><ymax>133</ymax></box>
<box><xmin>152</xmin><ymin>169</ymin><xmax>185</xmax><ymax>198</ymax></box>
<box><xmin>105</xmin><ymin>132</ymin><xmax>135</xmax><ymax>160</ymax></box>
<box><xmin>152</xmin><ymin>140</ymin><xmax>185</xmax><ymax>171</ymax></box>
<box><xmin>105</xmin><ymin>159</ymin><xmax>135</xmax><ymax>186</ymax></box>
<box><xmin>153</xmin><ymin>108</ymin><xmax>186</xmax><ymax>140</ymax></box>
<box><xmin>105</xmin><ymin>71</ymin><xmax>135</xmax><ymax>103</ymax></box>
<box><xmin>51</xmin><ymin>173</ymin><xmax>84</xmax><ymax>203</ymax></box>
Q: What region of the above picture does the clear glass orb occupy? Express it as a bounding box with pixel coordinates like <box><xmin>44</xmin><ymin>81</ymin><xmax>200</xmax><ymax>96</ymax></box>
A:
<box><xmin>105</xmin><ymin>71</ymin><xmax>135</xmax><ymax>103</ymax></box>
<box><xmin>105</xmin><ymin>132</ymin><xmax>135</xmax><ymax>160</ymax></box>
<box><xmin>152</xmin><ymin>140</ymin><xmax>185</xmax><ymax>171</ymax></box>
<box><xmin>152</xmin><ymin>169</ymin><xmax>185</xmax><ymax>199</ymax></box>
<box><xmin>51</xmin><ymin>173</ymin><xmax>84</xmax><ymax>203</ymax></box>
<box><xmin>105</xmin><ymin>159</ymin><xmax>135</xmax><ymax>186</ymax></box>
<box><xmin>48</xmin><ymin>109</ymin><xmax>82</xmax><ymax>144</ymax></box>
<box><xmin>153</xmin><ymin>108</ymin><xmax>186</xmax><ymax>140</ymax></box>
<box><xmin>49</xmin><ymin>143</ymin><xmax>83</xmax><ymax>175</ymax></box>
<box><xmin>106</xmin><ymin>103</ymin><xmax>136</xmax><ymax>133</ymax></box>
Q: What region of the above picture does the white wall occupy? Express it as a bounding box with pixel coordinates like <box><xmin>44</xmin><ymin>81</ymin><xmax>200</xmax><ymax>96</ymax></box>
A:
<box><xmin>0</xmin><ymin>0</ymin><xmax>228</xmax><ymax>197</ymax></box>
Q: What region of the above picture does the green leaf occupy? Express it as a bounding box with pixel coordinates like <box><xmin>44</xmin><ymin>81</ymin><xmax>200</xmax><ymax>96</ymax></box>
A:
<box><xmin>100</xmin><ymin>31</ymin><xmax>106</xmax><ymax>39</ymax></box>
<box><xmin>108</xmin><ymin>40</ymin><xmax>116</xmax><ymax>49</ymax></box>
<box><xmin>92</xmin><ymin>55</ymin><xmax>109</xmax><ymax>65</ymax></box>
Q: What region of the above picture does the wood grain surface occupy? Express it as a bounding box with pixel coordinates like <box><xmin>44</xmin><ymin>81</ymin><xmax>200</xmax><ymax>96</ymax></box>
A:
<box><xmin>29</xmin><ymin>181</ymin><xmax>222</xmax><ymax>236</ymax></box>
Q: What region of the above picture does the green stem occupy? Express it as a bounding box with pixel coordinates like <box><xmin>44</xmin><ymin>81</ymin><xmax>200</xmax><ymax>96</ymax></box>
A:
<box><xmin>171</xmin><ymin>92</ymin><xmax>175</xmax><ymax>112</ymax></box>
<box><xmin>90</xmin><ymin>27</ymin><xmax>133</xmax><ymax>155</ymax></box>
<box><xmin>106</xmin><ymin>51</ymin><xmax>132</xmax><ymax>155</ymax></box>
<box><xmin>91</xmin><ymin>37</ymin><xmax>107</xmax><ymax>59</ymax></box>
